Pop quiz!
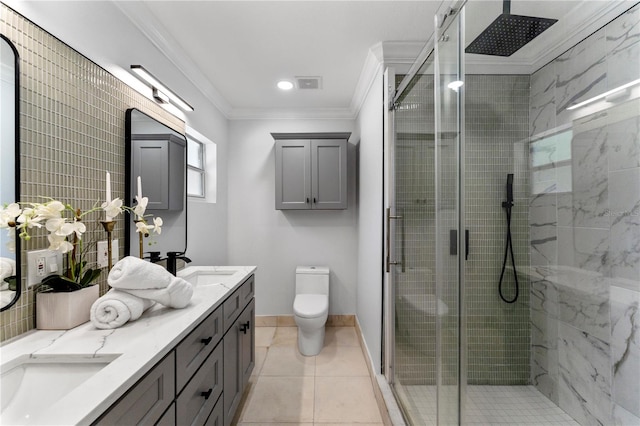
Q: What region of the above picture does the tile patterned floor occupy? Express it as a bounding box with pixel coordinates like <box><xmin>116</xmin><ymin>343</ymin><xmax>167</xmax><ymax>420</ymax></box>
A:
<box><xmin>401</xmin><ymin>384</ymin><xmax>578</xmax><ymax>425</ymax></box>
<box><xmin>234</xmin><ymin>326</ymin><xmax>385</xmax><ymax>425</ymax></box>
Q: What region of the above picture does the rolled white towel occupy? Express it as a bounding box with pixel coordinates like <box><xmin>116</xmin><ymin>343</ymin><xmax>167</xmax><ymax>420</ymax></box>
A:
<box><xmin>0</xmin><ymin>257</ymin><xmax>16</xmax><ymax>281</ymax></box>
<box><xmin>124</xmin><ymin>278</ymin><xmax>193</xmax><ymax>309</ymax></box>
<box><xmin>90</xmin><ymin>289</ymin><xmax>155</xmax><ymax>329</ymax></box>
<box><xmin>108</xmin><ymin>256</ymin><xmax>174</xmax><ymax>290</ymax></box>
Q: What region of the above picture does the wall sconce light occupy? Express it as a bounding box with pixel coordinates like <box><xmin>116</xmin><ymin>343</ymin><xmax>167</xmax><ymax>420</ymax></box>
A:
<box><xmin>130</xmin><ymin>65</ymin><xmax>194</xmax><ymax>112</ymax></box>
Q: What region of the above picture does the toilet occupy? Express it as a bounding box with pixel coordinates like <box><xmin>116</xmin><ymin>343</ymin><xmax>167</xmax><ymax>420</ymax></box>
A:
<box><xmin>293</xmin><ymin>266</ymin><xmax>329</xmax><ymax>356</ymax></box>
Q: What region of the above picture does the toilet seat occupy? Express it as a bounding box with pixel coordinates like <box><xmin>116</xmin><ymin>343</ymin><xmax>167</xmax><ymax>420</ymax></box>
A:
<box><xmin>293</xmin><ymin>294</ymin><xmax>328</xmax><ymax>318</ymax></box>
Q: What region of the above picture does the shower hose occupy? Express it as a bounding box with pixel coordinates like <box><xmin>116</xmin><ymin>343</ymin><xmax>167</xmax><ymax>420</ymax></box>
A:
<box><xmin>498</xmin><ymin>200</ymin><xmax>519</xmax><ymax>303</ymax></box>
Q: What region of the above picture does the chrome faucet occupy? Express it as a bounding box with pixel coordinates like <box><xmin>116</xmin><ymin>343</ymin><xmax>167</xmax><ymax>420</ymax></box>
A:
<box><xmin>166</xmin><ymin>251</ymin><xmax>192</xmax><ymax>276</ymax></box>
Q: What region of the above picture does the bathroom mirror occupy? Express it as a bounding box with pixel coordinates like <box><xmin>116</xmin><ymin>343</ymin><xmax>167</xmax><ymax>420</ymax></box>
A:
<box><xmin>125</xmin><ymin>109</ymin><xmax>187</xmax><ymax>260</ymax></box>
<box><xmin>0</xmin><ymin>34</ymin><xmax>21</xmax><ymax>312</ymax></box>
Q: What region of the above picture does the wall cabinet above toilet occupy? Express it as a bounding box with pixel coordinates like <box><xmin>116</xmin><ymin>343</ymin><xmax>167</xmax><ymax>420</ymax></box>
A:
<box><xmin>272</xmin><ymin>133</ymin><xmax>350</xmax><ymax>210</ymax></box>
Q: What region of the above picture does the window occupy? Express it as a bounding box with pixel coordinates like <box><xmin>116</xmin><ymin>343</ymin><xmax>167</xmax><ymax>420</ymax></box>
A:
<box><xmin>530</xmin><ymin>127</ymin><xmax>573</xmax><ymax>194</ymax></box>
<box><xmin>186</xmin><ymin>126</ymin><xmax>216</xmax><ymax>203</ymax></box>
<box><xmin>187</xmin><ymin>138</ymin><xmax>205</xmax><ymax>198</ymax></box>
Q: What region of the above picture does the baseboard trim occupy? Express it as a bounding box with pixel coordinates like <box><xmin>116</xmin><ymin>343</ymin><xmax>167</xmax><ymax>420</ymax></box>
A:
<box><xmin>255</xmin><ymin>314</ymin><xmax>355</xmax><ymax>327</ymax></box>
<box><xmin>354</xmin><ymin>317</ymin><xmax>399</xmax><ymax>426</ymax></box>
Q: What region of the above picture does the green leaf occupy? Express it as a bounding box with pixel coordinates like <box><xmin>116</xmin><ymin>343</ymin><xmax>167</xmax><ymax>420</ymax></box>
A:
<box><xmin>80</xmin><ymin>268</ymin><xmax>101</xmax><ymax>287</ymax></box>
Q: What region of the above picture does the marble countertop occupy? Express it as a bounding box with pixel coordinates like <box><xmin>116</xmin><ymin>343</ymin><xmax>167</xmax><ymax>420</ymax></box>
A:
<box><xmin>0</xmin><ymin>265</ymin><xmax>256</xmax><ymax>426</ymax></box>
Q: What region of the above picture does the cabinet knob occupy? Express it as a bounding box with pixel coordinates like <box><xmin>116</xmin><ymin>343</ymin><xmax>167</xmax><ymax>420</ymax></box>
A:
<box><xmin>313</xmin><ymin>197</ymin><xmax>317</xmax><ymax>204</ymax></box>
<box><xmin>200</xmin><ymin>336</ymin><xmax>213</xmax><ymax>346</ymax></box>
<box><xmin>240</xmin><ymin>321</ymin><xmax>251</xmax><ymax>334</ymax></box>
<box><xmin>306</xmin><ymin>198</ymin><xmax>309</xmax><ymax>204</ymax></box>
<box><xmin>201</xmin><ymin>388</ymin><xmax>213</xmax><ymax>400</ymax></box>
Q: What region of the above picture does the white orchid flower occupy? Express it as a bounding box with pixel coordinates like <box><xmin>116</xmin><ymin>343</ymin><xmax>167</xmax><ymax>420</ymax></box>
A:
<box><xmin>135</xmin><ymin>220</ymin><xmax>153</xmax><ymax>236</ymax></box>
<box><xmin>45</xmin><ymin>217</ymin><xmax>66</xmax><ymax>234</ymax></box>
<box><xmin>0</xmin><ymin>203</ymin><xmax>21</xmax><ymax>228</ymax></box>
<box><xmin>133</xmin><ymin>196</ymin><xmax>148</xmax><ymax>219</ymax></box>
<box><xmin>34</xmin><ymin>200</ymin><xmax>65</xmax><ymax>219</ymax></box>
<box><xmin>102</xmin><ymin>197</ymin><xmax>123</xmax><ymax>219</ymax></box>
<box><xmin>16</xmin><ymin>208</ymin><xmax>43</xmax><ymax>230</ymax></box>
<box><xmin>152</xmin><ymin>217</ymin><xmax>163</xmax><ymax>235</ymax></box>
<box><xmin>60</xmin><ymin>221</ymin><xmax>86</xmax><ymax>238</ymax></box>
<box><xmin>47</xmin><ymin>233</ymin><xmax>74</xmax><ymax>253</ymax></box>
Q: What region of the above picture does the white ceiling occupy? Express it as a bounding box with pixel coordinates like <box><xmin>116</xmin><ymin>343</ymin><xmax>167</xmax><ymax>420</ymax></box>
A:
<box><xmin>6</xmin><ymin>1</ymin><xmax>633</xmax><ymax>119</ymax></box>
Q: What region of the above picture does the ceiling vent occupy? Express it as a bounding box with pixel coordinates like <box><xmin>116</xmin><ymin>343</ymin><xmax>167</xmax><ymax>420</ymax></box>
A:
<box><xmin>296</xmin><ymin>76</ymin><xmax>322</xmax><ymax>90</ymax></box>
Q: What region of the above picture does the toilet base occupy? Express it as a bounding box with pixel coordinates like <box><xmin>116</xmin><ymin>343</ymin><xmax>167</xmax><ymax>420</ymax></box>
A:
<box><xmin>297</xmin><ymin>326</ymin><xmax>325</xmax><ymax>356</ymax></box>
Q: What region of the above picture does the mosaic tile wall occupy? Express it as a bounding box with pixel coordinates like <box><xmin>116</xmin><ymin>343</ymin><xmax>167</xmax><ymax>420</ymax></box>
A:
<box><xmin>0</xmin><ymin>4</ymin><xmax>184</xmax><ymax>342</ymax></box>
<box><xmin>528</xmin><ymin>4</ymin><xmax>640</xmax><ymax>424</ymax></box>
<box><xmin>393</xmin><ymin>73</ymin><xmax>531</xmax><ymax>385</ymax></box>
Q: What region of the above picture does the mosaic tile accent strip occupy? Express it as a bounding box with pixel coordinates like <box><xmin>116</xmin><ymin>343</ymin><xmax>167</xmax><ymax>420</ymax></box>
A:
<box><xmin>0</xmin><ymin>4</ymin><xmax>184</xmax><ymax>342</ymax></box>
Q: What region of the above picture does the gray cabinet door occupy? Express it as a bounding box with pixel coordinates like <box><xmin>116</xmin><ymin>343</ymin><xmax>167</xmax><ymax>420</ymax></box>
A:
<box><xmin>239</xmin><ymin>299</ymin><xmax>255</xmax><ymax>385</ymax></box>
<box><xmin>132</xmin><ymin>134</ymin><xmax>186</xmax><ymax>211</ymax></box>
<box><xmin>275</xmin><ymin>140</ymin><xmax>311</xmax><ymax>210</ymax></box>
<box><xmin>311</xmin><ymin>139</ymin><xmax>347</xmax><ymax>209</ymax></box>
<box><xmin>223</xmin><ymin>319</ymin><xmax>241</xmax><ymax>426</ymax></box>
<box><xmin>95</xmin><ymin>352</ymin><xmax>175</xmax><ymax>426</ymax></box>
<box><xmin>132</xmin><ymin>139</ymin><xmax>170</xmax><ymax>210</ymax></box>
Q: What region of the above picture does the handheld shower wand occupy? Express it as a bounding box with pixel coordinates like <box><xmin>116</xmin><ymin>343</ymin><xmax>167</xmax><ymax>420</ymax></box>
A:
<box><xmin>499</xmin><ymin>173</ymin><xmax>519</xmax><ymax>303</ymax></box>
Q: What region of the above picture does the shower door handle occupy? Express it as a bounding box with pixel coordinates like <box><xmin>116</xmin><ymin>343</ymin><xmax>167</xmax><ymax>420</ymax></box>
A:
<box><xmin>386</xmin><ymin>208</ymin><xmax>405</xmax><ymax>273</ymax></box>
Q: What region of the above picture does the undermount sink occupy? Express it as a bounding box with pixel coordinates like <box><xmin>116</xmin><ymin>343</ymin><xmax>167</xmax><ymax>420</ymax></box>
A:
<box><xmin>179</xmin><ymin>267</ymin><xmax>240</xmax><ymax>287</ymax></box>
<box><xmin>0</xmin><ymin>354</ymin><xmax>119</xmax><ymax>425</ymax></box>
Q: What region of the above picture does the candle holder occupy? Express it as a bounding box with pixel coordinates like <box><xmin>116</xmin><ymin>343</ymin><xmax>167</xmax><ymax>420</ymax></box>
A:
<box><xmin>134</xmin><ymin>219</ymin><xmax>145</xmax><ymax>259</ymax></box>
<box><xmin>100</xmin><ymin>220</ymin><xmax>116</xmax><ymax>270</ymax></box>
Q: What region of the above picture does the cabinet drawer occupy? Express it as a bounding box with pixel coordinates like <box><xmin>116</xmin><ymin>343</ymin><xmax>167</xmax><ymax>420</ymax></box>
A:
<box><xmin>176</xmin><ymin>307</ymin><xmax>223</xmax><ymax>392</ymax></box>
<box><xmin>176</xmin><ymin>343</ymin><xmax>223</xmax><ymax>426</ymax></box>
<box><xmin>95</xmin><ymin>352</ymin><xmax>175</xmax><ymax>426</ymax></box>
<box><xmin>204</xmin><ymin>394</ymin><xmax>224</xmax><ymax>426</ymax></box>
<box><xmin>223</xmin><ymin>275</ymin><xmax>254</xmax><ymax>332</ymax></box>
<box><xmin>155</xmin><ymin>403</ymin><xmax>175</xmax><ymax>426</ymax></box>
<box><xmin>240</xmin><ymin>275</ymin><xmax>254</xmax><ymax>307</ymax></box>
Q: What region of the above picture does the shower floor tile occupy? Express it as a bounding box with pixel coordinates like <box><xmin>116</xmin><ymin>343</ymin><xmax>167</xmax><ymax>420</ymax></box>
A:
<box><xmin>402</xmin><ymin>385</ymin><xmax>578</xmax><ymax>425</ymax></box>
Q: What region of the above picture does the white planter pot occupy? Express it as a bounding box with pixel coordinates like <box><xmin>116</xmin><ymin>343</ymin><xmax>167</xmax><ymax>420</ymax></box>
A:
<box><xmin>36</xmin><ymin>285</ymin><xmax>99</xmax><ymax>330</ymax></box>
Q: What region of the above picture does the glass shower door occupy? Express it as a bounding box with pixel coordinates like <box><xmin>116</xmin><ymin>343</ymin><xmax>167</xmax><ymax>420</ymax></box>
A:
<box><xmin>389</xmin><ymin>6</ymin><xmax>464</xmax><ymax>425</ymax></box>
<box><xmin>434</xmin><ymin>7</ymin><xmax>464</xmax><ymax>425</ymax></box>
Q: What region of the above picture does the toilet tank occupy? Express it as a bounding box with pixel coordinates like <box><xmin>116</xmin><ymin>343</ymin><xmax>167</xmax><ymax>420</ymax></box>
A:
<box><xmin>296</xmin><ymin>266</ymin><xmax>329</xmax><ymax>295</ymax></box>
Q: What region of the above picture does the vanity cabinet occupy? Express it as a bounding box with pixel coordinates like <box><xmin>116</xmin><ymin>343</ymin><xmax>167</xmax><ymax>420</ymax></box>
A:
<box><xmin>131</xmin><ymin>133</ymin><xmax>186</xmax><ymax>211</ymax></box>
<box><xmin>273</xmin><ymin>133</ymin><xmax>350</xmax><ymax>210</ymax></box>
<box><xmin>95</xmin><ymin>274</ymin><xmax>255</xmax><ymax>426</ymax></box>
<box><xmin>223</xmin><ymin>277</ymin><xmax>255</xmax><ymax>426</ymax></box>
<box><xmin>94</xmin><ymin>352</ymin><xmax>175</xmax><ymax>426</ymax></box>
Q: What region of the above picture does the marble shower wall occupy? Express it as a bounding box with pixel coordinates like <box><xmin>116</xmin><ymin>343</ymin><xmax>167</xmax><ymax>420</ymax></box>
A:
<box><xmin>529</xmin><ymin>4</ymin><xmax>640</xmax><ymax>425</ymax></box>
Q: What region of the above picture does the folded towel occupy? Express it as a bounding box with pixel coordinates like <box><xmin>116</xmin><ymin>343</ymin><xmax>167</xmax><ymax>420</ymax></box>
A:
<box><xmin>124</xmin><ymin>278</ymin><xmax>193</xmax><ymax>309</ymax></box>
<box><xmin>90</xmin><ymin>289</ymin><xmax>155</xmax><ymax>329</ymax></box>
<box><xmin>108</xmin><ymin>256</ymin><xmax>175</xmax><ymax>290</ymax></box>
<box><xmin>0</xmin><ymin>257</ymin><xmax>16</xmax><ymax>281</ymax></box>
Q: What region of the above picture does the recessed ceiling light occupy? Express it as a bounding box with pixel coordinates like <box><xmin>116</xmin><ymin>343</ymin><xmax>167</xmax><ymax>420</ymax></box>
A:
<box><xmin>277</xmin><ymin>80</ymin><xmax>294</xmax><ymax>90</ymax></box>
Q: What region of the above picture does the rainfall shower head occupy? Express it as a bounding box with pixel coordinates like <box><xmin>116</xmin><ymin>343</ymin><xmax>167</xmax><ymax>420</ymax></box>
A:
<box><xmin>465</xmin><ymin>0</ymin><xmax>557</xmax><ymax>57</ymax></box>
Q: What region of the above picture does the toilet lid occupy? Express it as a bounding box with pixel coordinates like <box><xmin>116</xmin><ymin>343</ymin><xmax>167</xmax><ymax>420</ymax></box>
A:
<box><xmin>294</xmin><ymin>294</ymin><xmax>328</xmax><ymax>318</ymax></box>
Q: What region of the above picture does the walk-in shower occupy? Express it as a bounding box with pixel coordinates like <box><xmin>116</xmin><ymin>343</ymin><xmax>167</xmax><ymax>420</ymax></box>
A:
<box><xmin>386</xmin><ymin>1</ymin><xmax>640</xmax><ymax>425</ymax></box>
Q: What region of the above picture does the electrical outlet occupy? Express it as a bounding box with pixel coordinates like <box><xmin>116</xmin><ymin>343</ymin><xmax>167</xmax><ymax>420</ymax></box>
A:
<box><xmin>26</xmin><ymin>249</ymin><xmax>63</xmax><ymax>287</ymax></box>
<box><xmin>97</xmin><ymin>241</ymin><xmax>108</xmax><ymax>268</ymax></box>
<box><xmin>97</xmin><ymin>239</ymin><xmax>119</xmax><ymax>268</ymax></box>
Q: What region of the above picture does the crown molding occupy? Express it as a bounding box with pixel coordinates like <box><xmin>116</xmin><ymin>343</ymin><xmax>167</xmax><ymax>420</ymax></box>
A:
<box><xmin>349</xmin><ymin>41</ymin><xmax>426</xmax><ymax>117</ymax></box>
<box><xmin>114</xmin><ymin>1</ymin><xmax>233</xmax><ymax>118</ymax></box>
<box><xmin>529</xmin><ymin>1</ymin><xmax>633</xmax><ymax>72</ymax></box>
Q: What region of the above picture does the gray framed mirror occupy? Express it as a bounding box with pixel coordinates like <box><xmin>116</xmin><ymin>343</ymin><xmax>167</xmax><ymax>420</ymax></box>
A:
<box><xmin>1</xmin><ymin>34</ymin><xmax>21</xmax><ymax>312</ymax></box>
<box><xmin>125</xmin><ymin>109</ymin><xmax>187</xmax><ymax>261</ymax></box>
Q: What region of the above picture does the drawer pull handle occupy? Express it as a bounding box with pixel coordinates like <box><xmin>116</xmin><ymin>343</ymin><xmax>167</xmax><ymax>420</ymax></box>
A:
<box><xmin>240</xmin><ymin>321</ymin><xmax>250</xmax><ymax>334</ymax></box>
<box><xmin>201</xmin><ymin>388</ymin><xmax>213</xmax><ymax>400</ymax></box>
<box><xmin>200</xmin><ymin>336</ymin><xmax>213</xmax><ymax>345</ymax></box>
